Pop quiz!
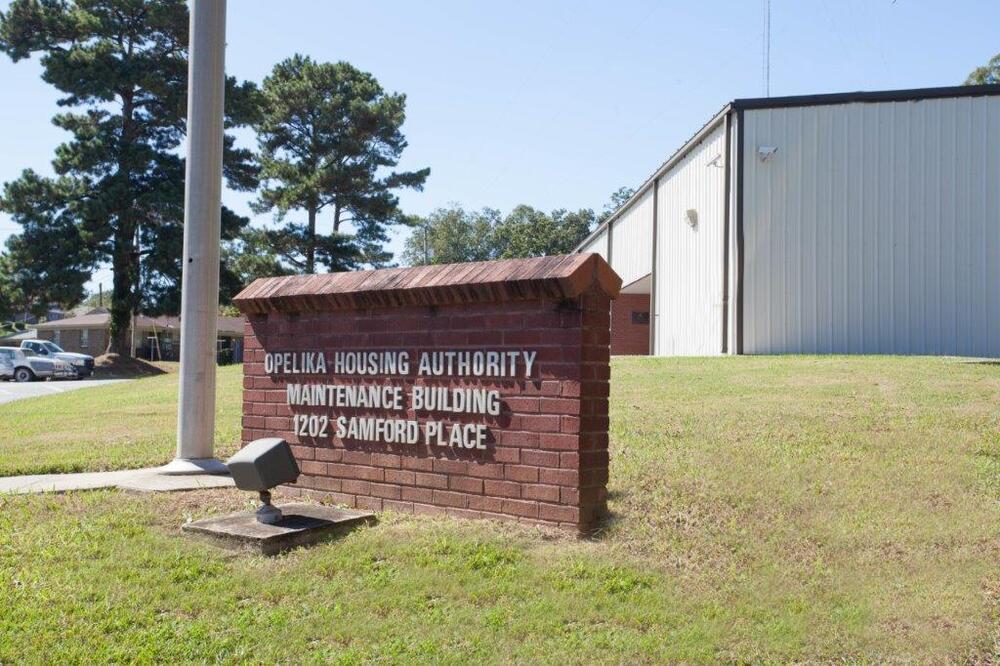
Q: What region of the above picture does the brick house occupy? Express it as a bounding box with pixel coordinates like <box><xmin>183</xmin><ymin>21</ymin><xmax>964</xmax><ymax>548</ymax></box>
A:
<box><xmin>33</xmin><ymin>308</ymin><xmax>246</xmax><ymax>362</ymax></box>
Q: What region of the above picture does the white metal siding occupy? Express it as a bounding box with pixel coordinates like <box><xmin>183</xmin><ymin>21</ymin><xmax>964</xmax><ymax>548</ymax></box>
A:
<box><xmin>655</xmin><ymin>123</ymin><xmax>727</xmax><ymax>355</ymax></box>
<box><xmin>579</xmin><ymin>228</ymin><xmax>608</xmax><ymax>260</ymax></box>
<box><xmin>742</xmin><ymin>96</ymin><xmax>1000</xmax><ymax>356</ymax></box>
<box><xmin>608</xmin><ymin>188</ymin><xmax>654</xmax><ymax>287</ymax></box>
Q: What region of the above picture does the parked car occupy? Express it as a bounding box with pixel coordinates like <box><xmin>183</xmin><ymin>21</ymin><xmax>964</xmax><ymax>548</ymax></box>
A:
<box><xmin>20</xmin><ymin>339</ymin><xmax>95</xmax><ymax>378</ymax></box>
<box><xmin>0</xmin><ymin>353</ymin><xmax>13</xmax><ymax>381</ymax></box>
<box><xmin>0</xmin><ymin>346</ymin><xmax>76</xmax><ymax>382</ymax></box>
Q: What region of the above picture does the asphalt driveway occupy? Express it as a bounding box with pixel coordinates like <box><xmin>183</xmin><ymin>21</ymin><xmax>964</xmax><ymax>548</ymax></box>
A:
<box><xmin>0</xmin><ymin>378</ymin><xmax>128</xmax><ymax>405</ymax></box>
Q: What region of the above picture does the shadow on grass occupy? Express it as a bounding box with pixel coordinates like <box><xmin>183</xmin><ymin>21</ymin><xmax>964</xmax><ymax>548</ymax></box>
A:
<box><xmin>584</xmin><ymin>489</ymin><xmax>627</xmax><ymax>540</ymax></box>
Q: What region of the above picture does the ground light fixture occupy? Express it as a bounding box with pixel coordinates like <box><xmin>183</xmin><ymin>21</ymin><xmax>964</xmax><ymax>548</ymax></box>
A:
<box><xmin>225</xmin><ymin>438</ymin><xmax>300</xmax><ymax>524</ymax></box>
<box><xmin>183</xmin><ymin>437</ymin><xmax>373</xmax><ymax>555</ymax></box>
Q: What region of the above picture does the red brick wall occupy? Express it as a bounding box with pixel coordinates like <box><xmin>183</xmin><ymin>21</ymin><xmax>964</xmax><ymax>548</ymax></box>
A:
<box><xmin>610</xmin><ymin>293</ymin><xmax>650</xmax><ymax>355</ymax></box>
<box><xmin>37</xmin><ymin>328</ymin><xmax>106</xmax><ymax>355</ymax></box>
<box><xmin>241</xmin><ymin>293</ymin><xmax>611</xmax><ymax>533</ymax></box>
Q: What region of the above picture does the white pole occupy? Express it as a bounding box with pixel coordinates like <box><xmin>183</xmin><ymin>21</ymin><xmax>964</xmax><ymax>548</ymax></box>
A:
<box><xmin>162</xmin><ymin>0</ymin><xmax>228</xmax><ymax>475</ymax></box>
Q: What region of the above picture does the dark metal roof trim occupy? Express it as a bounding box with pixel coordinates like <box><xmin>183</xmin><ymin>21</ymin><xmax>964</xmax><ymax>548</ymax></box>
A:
<box><xmin>732</xmin><ymin>84</ymin><xmax>1000</xmax><ymax>111</ymax></box>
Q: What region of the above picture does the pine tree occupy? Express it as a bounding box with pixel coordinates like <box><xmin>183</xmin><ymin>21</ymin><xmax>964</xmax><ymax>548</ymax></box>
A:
<box><xmin>252</xmin><ymin>55</ymin><xmax>429</xmax><ymax>273</ymax></box>
<box><xmin>0</xmin><ymin>0</ymin><xmax>257</xmax><ymax>353</ymax></box>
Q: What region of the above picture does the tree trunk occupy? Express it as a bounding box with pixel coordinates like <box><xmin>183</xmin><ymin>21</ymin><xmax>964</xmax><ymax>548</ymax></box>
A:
<box><xmin>108</xmin><ymin>222</ymin><xmax>135</xmax><ymax>355</ymax></box>
<box><xmin>108</xmin><ymin>91</ymin><xmax>137</xmax><ymax>356</ymax></box>
<box><xmin>306</xmin><ymin>204</ymin><xmax>317</xmax><ymax>274</ymax></box>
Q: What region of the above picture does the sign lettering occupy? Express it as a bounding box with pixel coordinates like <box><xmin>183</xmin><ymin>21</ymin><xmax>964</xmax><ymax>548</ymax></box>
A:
<box><xmin>265</xmin><ymin>349</ymin><xmax>536</xmax><ymax>450</ymax></box>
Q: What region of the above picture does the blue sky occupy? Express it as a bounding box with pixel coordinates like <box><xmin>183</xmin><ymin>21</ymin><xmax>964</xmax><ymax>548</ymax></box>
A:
<box><xmin>1</xmin><ymin>0</ymin><xmax>998</xmax><ymax>293</ymax></box>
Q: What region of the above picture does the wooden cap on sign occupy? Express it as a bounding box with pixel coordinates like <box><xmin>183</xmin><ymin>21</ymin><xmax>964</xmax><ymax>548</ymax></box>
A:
<box><xmin>233</xmin><ymin>254</ymin><xmax>622</xmax><ymax>315</ymax></box>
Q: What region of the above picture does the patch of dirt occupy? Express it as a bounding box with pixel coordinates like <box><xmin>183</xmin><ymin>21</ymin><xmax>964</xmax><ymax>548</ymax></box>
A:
<box><xmin>93</xmin><ymin>353</ymin><xmax>167</xmax><ymax>379</ymax></box>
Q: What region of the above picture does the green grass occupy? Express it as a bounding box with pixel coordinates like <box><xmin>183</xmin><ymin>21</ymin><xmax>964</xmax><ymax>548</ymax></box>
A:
<box><xmin>2</xmin><ymin>356</ymin><xmax>1000</xmax><ymax>661</ymax></box>
<box><xmin>0</xmin><ymin>365</ymin><xmax>243</xmax><ymax>476</ymax></box>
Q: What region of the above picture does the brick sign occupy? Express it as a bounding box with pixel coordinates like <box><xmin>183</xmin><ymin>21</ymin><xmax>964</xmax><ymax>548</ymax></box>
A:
<box><xmin>233</xmin><ymin>254</ymin><xmax>621</xmax><ymax>532</ymax></box>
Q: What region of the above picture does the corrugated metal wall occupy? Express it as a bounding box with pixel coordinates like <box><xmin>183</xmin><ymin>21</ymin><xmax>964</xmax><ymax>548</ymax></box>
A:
<box><xmin>742</xmin><ymin>95</ymin><xmax>1000</xmax><ymax>356</ymax></box>
<box><xmin>608</xmin><ymin>188</ymin><xmax>654</xmax><ymax>287</ymax></box>
<box><xmin>654</xmin><ymin>123</ymin><xmax>727</xmax><ymax>355</ymax></box>
<box><xmin>579</xmin><ymin>228</ymin><xmax>608</xmax><ymax>260</ymax></box>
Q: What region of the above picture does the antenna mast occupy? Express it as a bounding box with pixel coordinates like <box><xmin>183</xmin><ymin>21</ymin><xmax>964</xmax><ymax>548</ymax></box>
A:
<box><xmin>762</xmin><ymin>0</ymin><xmax>771</xmax><ymax>97</ymax></box>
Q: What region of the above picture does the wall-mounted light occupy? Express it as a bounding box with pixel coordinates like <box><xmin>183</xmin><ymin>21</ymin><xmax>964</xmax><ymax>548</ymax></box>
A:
<box><xmin>685</xmin><ymin>209</ymin><xmax>698</xmax><ymax>228</ymax></box>
<box><xmin>707</xmin><ymin>153</ymin><xmax>725</xmax><ymax>168</ymax></box>
<box><xmin>757</xmin><ymin>145</ymin><xmax>778</xmax><ymax>162</ymax></box>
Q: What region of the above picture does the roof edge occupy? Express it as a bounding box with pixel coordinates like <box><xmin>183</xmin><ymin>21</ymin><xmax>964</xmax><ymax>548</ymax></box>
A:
<box><xmin>733</xmin><ymin>83</ymin><xmax>1000</xmax><ymax>111</ymax></box>
<box><xmin>573</xmin><ymin>104</ymin><xmax>731</xmax><ymax>253</ymax></box>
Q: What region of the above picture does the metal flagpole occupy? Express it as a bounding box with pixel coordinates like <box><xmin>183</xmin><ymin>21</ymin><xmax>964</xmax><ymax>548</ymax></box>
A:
<box><xmin>162</xmin><ymin>0</ymin><xmax>228</xmax><ymax>475</ymax></box>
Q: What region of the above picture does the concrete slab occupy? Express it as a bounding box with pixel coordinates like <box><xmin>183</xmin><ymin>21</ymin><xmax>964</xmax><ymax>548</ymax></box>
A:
<box><xmin>117</xmin><ymin>472</ymin><xmax>235</xmax><ymax>493</ymax></box>
<box><xmin>182</xmin><ymin>503</ymin><xmax>376</xmax><ymax>556</ymax></box>
<box><xmin>0</xmin><ymin>378</ymin><xmax>129</xmax><ymax>405</ymax></box>
<box><xmin>0</xmin><ymin>469</ymin><xmax>141</xmax><ymax>494</ymax></box>
<box><xmin>0</xmin><ymin>467</ymin><xmax>234</xmax><ymax>495</ymax></box>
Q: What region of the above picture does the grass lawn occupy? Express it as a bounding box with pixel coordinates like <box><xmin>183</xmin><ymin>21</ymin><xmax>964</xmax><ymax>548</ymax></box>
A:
<box><xmin>3</xmin><ymin>356</ymin><xmax>1000</xmax><ymax>661</ymax></box>
<box><xmin>0</xmin><ymin>365</ymin><xmax>243</xmax><ymax>476</ymax></box>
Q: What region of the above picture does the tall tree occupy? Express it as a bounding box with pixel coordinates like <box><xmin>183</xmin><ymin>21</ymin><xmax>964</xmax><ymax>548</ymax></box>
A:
<box><xmin>599</xmin><ymin>186</ymin><xmax>635</xmax><ymax>222</ymax></box>
<box><xmin>0</xmin><ymin>252</ymin><xmax>33</xmax><ymax>321</ymax></box>
<box><xmin>492</xmin><ymin>205</ymin><xmax>595</xmax><ymax>259</ymax></box>
<box><xmin>218</xmin><ymin>228</ymin><xmax>293</xmax><ymax>306</ymax></box>
<box><xmin>966</xmin><ymin>54</ymin><xmax>1000</xmax><ymax>85</ymax></box>
<box><xmin>403</xmin><ymin>187</ymin><xmax>636</xmax><ymax>266</ymax></box>
<box><xmin>0</xmin><ymin>256</ymin><xmax>15</xmax><ymax>322</ymax></box>
<box><xmin>252</xmin><ymin>54</ymin><xmax>429</xmax><ymax>273</ymax></box>
<box><xmin>0</xmin><ymin>0</ymin><xmax>257</xmax><ymax>354</ymax></box>
<box><xmin>404</xmin><ymin>204</ymin><xmax>595</xmax><ymax>266</ymax></box>
<box><xmin>0</xmin><ymin>172</ymin><xmax>93</xmax><ymax>317</ymax></box>
<box><xmin>401</xmin><ymin>206</ymin><xmax>500</xmax><ymax>266</ymax></box>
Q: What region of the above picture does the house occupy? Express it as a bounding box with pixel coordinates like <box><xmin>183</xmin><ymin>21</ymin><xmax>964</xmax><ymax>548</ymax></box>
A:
<box><xmin>8</xmin><ymin>307</ymin><xmax>67</xmax><ymax>326</ymax></box>
<box><xmin>576</xmin><ymin>84</ymin><xmax>1000</xmax><ymax>357</ymax></box>
<box><xmin>32</xmin><ymin>308</ymin><xmax>246</xmax><ymax>363</ymax></box>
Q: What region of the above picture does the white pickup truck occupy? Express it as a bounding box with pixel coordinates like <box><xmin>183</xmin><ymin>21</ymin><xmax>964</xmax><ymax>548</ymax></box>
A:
<box><xmin>20</xmin><ymin>340</ymin><xmax>95</xmax><ymax>378</ymax></box>
<box><xmin>0</xmin><ymin>346</ymin><xmax>76</xmax><ymax>382</ymax></box>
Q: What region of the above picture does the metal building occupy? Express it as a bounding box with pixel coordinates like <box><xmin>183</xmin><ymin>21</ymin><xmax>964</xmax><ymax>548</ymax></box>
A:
<box><xmin>577</xmin><ymin>85</ymin><xmax>1000</xmax><ymax>357</ymax></box>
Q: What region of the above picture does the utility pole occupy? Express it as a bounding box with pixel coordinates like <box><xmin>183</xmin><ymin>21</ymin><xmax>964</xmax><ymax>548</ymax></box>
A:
<box><xmin>162</xmin><ymin>0</ymin><xmax>228</xmax><ymax>475</ymax></box>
